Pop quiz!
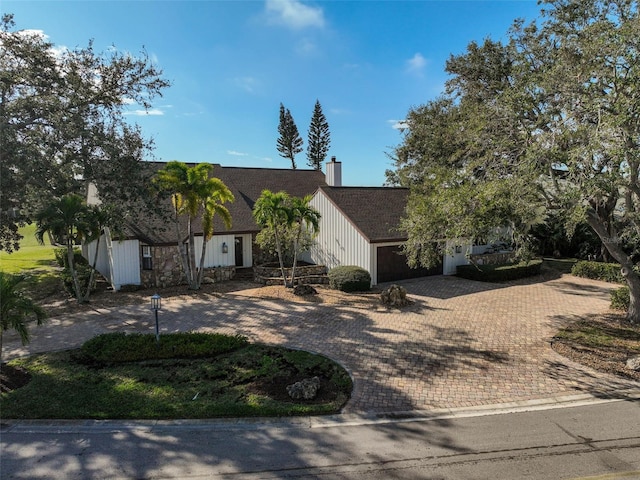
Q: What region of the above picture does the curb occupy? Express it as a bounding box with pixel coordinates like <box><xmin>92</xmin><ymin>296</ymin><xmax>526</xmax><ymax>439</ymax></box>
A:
<box><xmin>3</xmin><ymin>389</ymin><xmax>639</xmax><ymax>434</ymax></box>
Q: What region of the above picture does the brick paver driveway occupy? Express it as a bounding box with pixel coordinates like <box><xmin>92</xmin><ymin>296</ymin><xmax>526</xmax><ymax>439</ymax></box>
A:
<box><xmin>4</xmin><ymin>274</ymin><xmax>639</xmax><ymax>415</ymax></box>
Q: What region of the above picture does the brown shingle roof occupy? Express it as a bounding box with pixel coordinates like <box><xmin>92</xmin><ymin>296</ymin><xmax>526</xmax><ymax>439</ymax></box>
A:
<box><xmin>119</xmin><ymin>162</ymin><xmax>327</xmax><ymax>244</ymax></box>
<box><xmin>317</xmin><ymin>186</ymin><xmax>409</xmax><ymax>243</ymax></box>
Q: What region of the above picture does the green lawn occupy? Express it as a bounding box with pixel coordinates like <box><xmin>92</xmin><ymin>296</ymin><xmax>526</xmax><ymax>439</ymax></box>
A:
<box><xmin>0</xmin><ymin>224</ymin><xmax>57</xmax><ymax>274</ymax></box>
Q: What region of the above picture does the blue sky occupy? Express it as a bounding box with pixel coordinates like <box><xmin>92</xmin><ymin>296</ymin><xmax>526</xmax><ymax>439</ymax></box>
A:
<box><xmin>4</xmin><ymin>0</ymin><xmax>544</xmax><ymax>186</ymax></box>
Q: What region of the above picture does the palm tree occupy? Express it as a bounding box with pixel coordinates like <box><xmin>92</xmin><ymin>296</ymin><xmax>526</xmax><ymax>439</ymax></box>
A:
<box><xmin>253</xmin><ymin>190</ymin><xmax>292</xmax><ymax>287</ymax></box>
<box><xmin>196</xmin><ymin>178</ymin><xmax>233</xmax><ymax>288</ymax></box>
<box><xmin>0</xmin><ymin>273</ymin><xmax>46</xmax><ymax>366</ymax></box>
<box><xmin>81</xmin><ymin>205</ymin><xmax>111</xmax><ymax>302</ymax></box>
<box><xmin>288</xmin><ymin>195</ymin><xmax>320</xmax><ymax>287</ymax></box>
<box><xmin>35</xmin><ymin>194</ymin><xmax>92</xmax><ymax>302</ymax></box>
<box><xmin>155</xmin><ymin>161</ymin><xmax>234</xmax><ymax>290</ymax></box>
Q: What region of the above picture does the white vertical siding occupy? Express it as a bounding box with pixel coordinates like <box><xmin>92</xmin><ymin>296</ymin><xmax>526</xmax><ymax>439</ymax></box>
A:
<box><xmin>443</xmin><ymin>239</ymin><xmax>473</xmax><ymax>275</ymax></box>
<box><xmin>309</xmin><ymin>191</ymin><xmax>372</xmax><ymax>273</ymax></box>
<box><xmin>109</xmin><ymin>239</ymin><xmax>141</xmax><ymax>289</ymax></box>
<box><xmin>239</xmin><ymin>233</ymin><xmax>252</xmax><ymax>268</ymax></box>
<box><xmin>193</xmin><ymin>234</ymin><xmax>236</xmax><ymax>268</ymax></box>
<box><xmin>84</xmin><ymin>235</ymin><xmax>111</xmax><ymax>278</ymax></box>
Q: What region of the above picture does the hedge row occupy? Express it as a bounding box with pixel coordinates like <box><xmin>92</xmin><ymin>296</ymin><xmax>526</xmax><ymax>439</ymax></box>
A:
<box><xmin>570</xmin><ymin>261</ymin><xmax>626</xmax><ymax>284</ymax></box>
<box><xmin>456</xmin><ymin>260</ymin><xmax>543</xmax><ymax>282</ymax></box>
<box><xmin>78</xmin><ymin>332</ymin><xmax>249</xmax><ymax>364</ymax></box>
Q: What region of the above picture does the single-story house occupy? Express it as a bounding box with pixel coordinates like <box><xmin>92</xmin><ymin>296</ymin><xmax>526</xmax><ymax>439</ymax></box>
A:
<box><xmin>85</xmin><ymin>158</ymin><xmax>475</xmax><ymax>290</ymax></box>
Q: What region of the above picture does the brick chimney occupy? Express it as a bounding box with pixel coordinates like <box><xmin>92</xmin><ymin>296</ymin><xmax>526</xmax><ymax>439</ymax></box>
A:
<box><xmin>325</xmin><ymin>156</ymin><xmax>342</xmax><ymax>187</ymax></box>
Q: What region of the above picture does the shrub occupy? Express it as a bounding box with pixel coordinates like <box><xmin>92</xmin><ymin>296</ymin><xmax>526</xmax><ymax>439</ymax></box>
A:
<box><xmin>610</xmin><ymin>286</ymin><xmax>630</xmax><ymax>311</ymax></box>
<box><xmin>54</xmin><ymin>247</ymin><xmax>86</xmax><ymax>268</ymax></box>
<box><xmin>328</xmin><ymin>265</ymin><xmax>371</xmax><ymax>292</ymax></box>
<box><xmin>571</xmin><ymin>261</ymin><xmax>625</xmax><ymax>284</ymax></box>
<box><xmin>78</xmin><ymin>332</ymin><xmax>249</xmax><ymax>364</ymax></box>
<box><xmin>456</xmin><ymin>260</ymin><xmax>543</xmax><ymax>282</ymax></box>
<box><xmin>53</xmin><ymin>247</ymin><xmax>96</xmax><ymax>296</ymax></box>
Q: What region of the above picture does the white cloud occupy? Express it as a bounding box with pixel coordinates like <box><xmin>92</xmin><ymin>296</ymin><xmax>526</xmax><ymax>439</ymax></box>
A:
<box><xmin>265</xmin><ymin>0</ymin><xmax>325</xmax><ymax>30</ymax></box>
<box><xmin>227</xmin><ymin>150</ymin><xmax>248</xmax><ymax>156</ymax></box>
<box><xmin>295</xmin><ymin>38</ymin><xmax>317</xmax><ymax>56</ymax></box>
<box><xmin>388</xmin><ymin>119</ymin><xmax>408</xmax><ymax>130</ymax></box>
<box><xmin>406</xmin><ymin>53</ymin><xmax>427</xmax><ymax>75</ymax></box>
<box><xmin>18</xmin><ymin>29</ymin><xmax>48</xmax><ymax>40</ymax></box>
<box><xmin>126</xmin><ymin>108</ymin><xmax>164</xmax><ymax>116</ymax></box>
<box><xmin>234</xmin><ymin>76</ymin><xmax>260</xmax><ymax>94</ymax></box>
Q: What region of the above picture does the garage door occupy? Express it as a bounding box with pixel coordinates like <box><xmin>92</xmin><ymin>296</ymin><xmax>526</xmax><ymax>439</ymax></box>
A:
<box><xmin>376</xmin><ymin>245</ymin><xmax>443</xmax><ymax>284</ymax></box>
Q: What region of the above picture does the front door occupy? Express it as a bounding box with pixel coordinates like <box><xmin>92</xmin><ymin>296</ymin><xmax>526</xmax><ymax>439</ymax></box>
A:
<box><xmin>234</xmin><ymin>236</ymin><xmax>243</xmax><ymax>267</ymax></box>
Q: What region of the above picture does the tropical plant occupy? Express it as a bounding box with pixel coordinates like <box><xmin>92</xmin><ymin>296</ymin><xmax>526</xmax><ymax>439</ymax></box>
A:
<box><xmin>154</xmin><ymin>161</ymin><xmax>234</xmax><ymax>290</ymax></box>
<box><xmin>34</xmin><ymin>194</ymin><xmax>95</xmax><ymax>302</ymax></box>
<box><xmin>253</xmin><ymin>190</ymin><xmax>292</xmax><ymax>287</ymax></box>
<box><xmin>306</xmin><ymin>100</ymin><xmax>331</xmax><ymax>170</ymax></box>
<box><xmin>288</xmin><ymin>195</ymin><xmax>321</xmax><ymax>286</ymax></box>
<box><xmin>0</xmin><ymin>272</ymin><xmax>46</xmax><ymax>366</ymax></box>
<box><xmin>277</xmin><ymin>103</ymin><xmax>303</xmax><ymax>169</ymax></box>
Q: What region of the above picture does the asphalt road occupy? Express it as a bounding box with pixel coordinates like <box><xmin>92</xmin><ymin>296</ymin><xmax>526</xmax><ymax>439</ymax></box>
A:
<box><xmin>2</xmin><ymin>400</ymin><xmax>639</xmax><ymax>479</ymax></box>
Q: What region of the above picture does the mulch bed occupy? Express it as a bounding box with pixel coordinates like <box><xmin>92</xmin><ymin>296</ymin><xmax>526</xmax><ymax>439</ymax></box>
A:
<box><xmin>551</xmin><ymin>312</ymin><xmax>640</xmax><ymax>382</ymax></box>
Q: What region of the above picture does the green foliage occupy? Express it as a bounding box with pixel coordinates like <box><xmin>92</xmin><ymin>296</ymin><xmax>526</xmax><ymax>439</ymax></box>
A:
<box><xmin>255</xmin><ymin>224</ymin><xmax>314</xmax><ymax>265</ymax></box>
<box><xmin>306</xmin><ymin>100</ymin><xmax>331</xmax><ymax>170</ymax></box>
<box><xmin>154</xmin><ymin>161</ymin><xmax>234</xmax><ymax>290</ymax></box>
<box><xmin>0</xmin><ymin>272</ymin><xmax>46</xmax><ymax>362</ymax></box>
<box><xmin>386</xmin><ymin>0</ymin><xmax>640</xmax><ymax>322</ymax></box>
<box><xmin>53</xmin><ymin>247</ymin><xmax>85</xmax><ymax>268</ymax></box>
<box><xmin>78</xmin><ymin>332</ymin><xmax>249</xmax><ymax>364</ymax></box>
<box><xmin>0</xmin><ymin>14</ymin><xmax>169</xmax><ymax>253</ymax></box>
<box><xmin>611</xmin><ymin>287</ymin><xmax>630</xmax><ymax>311</ymax></box>
<box><xmin>277</xmin><ymin>103</ymin><xmax>303</xmax><ymax>169</ymax></box>
<box><xmin>571</xmin><ymin>261</ymin><xmax>625</xmax><ymax>284</ymax></box>
<box><xmin>253</xmin><ymin>190</ymin><xmax>320</xmax><ymax>287</ymax></box>
<box><xmin>456</xmin><ymin>260</ymin><xmax>543</xmax><ymax>282</ymax></box>
<box><xmin>53</xmin><ymin>247</ymin><xmax>95</xmax><ymax>297</ymax></box>
<box><xmin>328</xmin><ymin>266</ymin><xmax>372</xmax><ymax>292</ymax></box>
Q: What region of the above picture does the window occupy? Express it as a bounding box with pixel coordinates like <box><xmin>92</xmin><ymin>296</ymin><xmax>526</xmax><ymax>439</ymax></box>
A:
<box><xmin>142</xmin><ymin>246</ymin><xmax>153</xmax><ymax>270</ymax></box>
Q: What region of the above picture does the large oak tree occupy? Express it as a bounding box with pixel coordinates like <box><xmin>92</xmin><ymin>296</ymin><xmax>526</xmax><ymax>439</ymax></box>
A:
<box><xmin>0</xmin><ymin>14</ymin><xmax>169</xmax><ymax>252</ymax></box>
<box><xmin>388</xmin><ymin>0</ymin><xmax>640</xmax><ymax>323</ymax></box>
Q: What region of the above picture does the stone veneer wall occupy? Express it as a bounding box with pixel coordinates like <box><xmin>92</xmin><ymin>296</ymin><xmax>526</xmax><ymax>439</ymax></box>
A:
<box><xmin>140</xmin><ymin>245</ymin><xmax>234</xmax><ymax>289</ymax></box>
<box><xmin>469</xmin><ymin>251</ymin><xmax>516</xmax><ymax>266</ymax></box>
<box><xmin>254</xmin><ymin>264</ymin><xmax>328</xmax><ymax>286</ymax></box>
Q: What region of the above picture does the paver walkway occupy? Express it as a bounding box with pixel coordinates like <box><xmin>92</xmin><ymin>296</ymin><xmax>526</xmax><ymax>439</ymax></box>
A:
<box><xmin>4</xmin><ymin>274</ymin><xmax>639</xmax><ymax>415</ymax></box>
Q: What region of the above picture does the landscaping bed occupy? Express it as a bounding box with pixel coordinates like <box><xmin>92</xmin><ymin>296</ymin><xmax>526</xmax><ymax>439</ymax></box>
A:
<box><xmin>1</xmin><ymin>333</ymin><xmax>352</xmax><ymax>419</ymax></box>
<box><xmin>551</xmin><ymin>312</ymin><xmax>640</xmax><ymax>382</ymax></box>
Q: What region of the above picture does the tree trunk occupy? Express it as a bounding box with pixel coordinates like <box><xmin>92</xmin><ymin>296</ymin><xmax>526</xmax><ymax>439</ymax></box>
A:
<box><xmin>273</xmin><ymin>224</ymin><xmax>288</xmax><ymax>287</ymax></box>
<box><xmin>587</xmin><ymin>212</ymin><xmax>639</xmax><ymax>324</ymax></box>
<box><xmin>173</xmin><ymin>202</ymin><xmax>191</xmax><ymax>287</ymax></box>
<box><xmin>81</xmin><ymin>235</ymin><xmax>101</xmax><ymax>303</ymax></box>
<box><xmin>197</xmin><ymin>234</ymin><xmax>208</xmax><ymax>289</ymax></box>
<box><xmin>67</xmin><ymin>238</ymin><xmax>84</xmax><ymax>303</ymax></box>
<box><xmin>187</xmin><ymin>217</ymin><xmax>198</xmax><ymax>289</ymax></box>
<box><xmin>289</xmin><ymin>225</ymin><xmax>303</xmax><ymax>288</ymax></box>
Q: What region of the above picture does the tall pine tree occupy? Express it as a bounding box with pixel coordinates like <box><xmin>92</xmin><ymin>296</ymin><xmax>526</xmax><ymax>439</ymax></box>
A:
<box><xmin>276</xmin><ymin>103</ymin><xmax>303</xmax><ymax>169</ymax></box>
<box><xmin>306</xmin><ymin>100</ymin><xmax>331</xmax><ymax>170</ymax></box>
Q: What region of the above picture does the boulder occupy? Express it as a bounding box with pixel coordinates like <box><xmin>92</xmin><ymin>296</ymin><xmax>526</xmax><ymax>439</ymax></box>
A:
<box><xmin>293</xmin><ymin>284</ymin><xmax>318</xmax><ymax>296</ymax></box>
<box><xmin>626</xmin><ymin>355</ymin><xmax>640</xmax><ymax>371</ymax></box>
<box><xmin>380</xmin><ymin>284</ymin><xmax>410</xmax><ymax>307</ymax></box>
<box><xmin>286</xmin><ymin>376</ymin><xmax>321</xmax><ymax>400</ymax></box>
